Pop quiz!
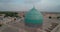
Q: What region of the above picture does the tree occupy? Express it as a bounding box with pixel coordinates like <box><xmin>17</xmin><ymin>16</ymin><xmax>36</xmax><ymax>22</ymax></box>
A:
<box><xmin>0</xmin><ymin>11</ymin><xmax>18</xmax><ymax>17</ymax></box>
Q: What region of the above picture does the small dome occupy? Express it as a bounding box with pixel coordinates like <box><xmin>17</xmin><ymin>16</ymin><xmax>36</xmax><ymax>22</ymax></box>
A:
<box><xmin>24</xmin><ymin>7</ymin><xmax>43</xmax><ymax>28</ymax></box>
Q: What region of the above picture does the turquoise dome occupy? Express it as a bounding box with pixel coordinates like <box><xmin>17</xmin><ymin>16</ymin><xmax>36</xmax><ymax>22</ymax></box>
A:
<box><xmin>24</xmin><ymin>7</ymin><xmax>43</xmax><ymax>27</ymax></box>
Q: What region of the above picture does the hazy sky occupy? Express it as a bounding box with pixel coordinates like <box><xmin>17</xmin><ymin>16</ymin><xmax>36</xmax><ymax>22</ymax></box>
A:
<box><xmin>0</xmin><ymin>0</ymin><xmax>60</xmax><ymax>12</ymax></box>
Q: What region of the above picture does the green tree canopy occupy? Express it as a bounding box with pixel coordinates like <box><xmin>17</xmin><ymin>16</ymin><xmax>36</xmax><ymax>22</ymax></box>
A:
<box><xmin>0</xmin><ymin>11</ymin><xmax>18</xmax><ymax>17</ymax></box>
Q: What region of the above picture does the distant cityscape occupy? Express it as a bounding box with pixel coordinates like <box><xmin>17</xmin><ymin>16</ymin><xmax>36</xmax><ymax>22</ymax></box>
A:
<box><xmin>0</xmin><ymin>11</ymin><xmax>60</xmax><ymax>32</ymax></box>
<box><xmin>0</xmin><ymin>11</ymin><xmax>60</xmax><ymax>22</ymax></box>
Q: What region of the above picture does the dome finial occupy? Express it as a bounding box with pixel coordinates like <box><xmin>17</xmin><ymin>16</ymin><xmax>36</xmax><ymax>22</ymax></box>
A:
<box><xmin>32</xmin><ymin>2</ymin><xmax>35</xmax><ymax>8</ymax></box>
<box><xmin>32</xmin><ymin>4</ymin><xmax>35</xmax><ymax>8</ymax></box>
<box><xmin>32</xmin><ymin>4</ymin><xmax>36</xmax><ymax>10</ymax></box>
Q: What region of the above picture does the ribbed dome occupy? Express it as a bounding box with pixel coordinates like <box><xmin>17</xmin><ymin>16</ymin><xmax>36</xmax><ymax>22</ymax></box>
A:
<box><xmin>24</xmin><ymin>7</ymin><xmax>43</xmax><ymax>27</ymax></box>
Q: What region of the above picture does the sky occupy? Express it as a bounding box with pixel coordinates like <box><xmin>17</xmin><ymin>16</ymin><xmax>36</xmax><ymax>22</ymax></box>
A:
<box><xmin>0</xmin><ymin>0</ymin><xmax>60</xmax><ymax>12</ymax></box>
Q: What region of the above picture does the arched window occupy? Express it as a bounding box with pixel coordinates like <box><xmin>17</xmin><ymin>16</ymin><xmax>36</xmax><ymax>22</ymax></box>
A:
<box><xmin>0</xmin><ymin>24</ymin><xmax>2</xmax><ymax>27</ymax></box>
<box><xmin>49</xmin><ymin>16</ymin><xmax>52</xmax><ymax>19</ymax></box>
<box><xmin>57</xmin><ymin>16</ymin><xmax>60</xmax><ymax>19</ymax></box>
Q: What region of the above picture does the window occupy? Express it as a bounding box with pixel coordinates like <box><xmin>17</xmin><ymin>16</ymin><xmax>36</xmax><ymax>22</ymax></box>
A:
<box><xmin>57</xmin><ymin>17</ymin><xmax>60</xmax><ymax>19</ymax></box>
<box><xmin>49</xmin><ymin>16</ymin><xmax>52</xmax><ymax>19</ymax></box>
<box><xmin>0</xmin><ymin>24</ymin><xmax>2</xmax><ymax>27</ymax></box>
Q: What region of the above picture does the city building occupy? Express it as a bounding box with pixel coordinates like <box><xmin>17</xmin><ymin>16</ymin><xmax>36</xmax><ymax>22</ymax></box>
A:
<box><xmin>42</xmin><ymin>12</ymin><xmax>60</xmax><ymax>19</ymax></box>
